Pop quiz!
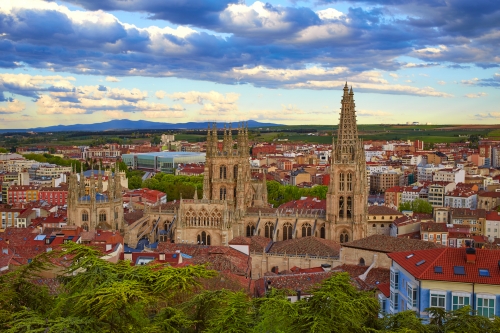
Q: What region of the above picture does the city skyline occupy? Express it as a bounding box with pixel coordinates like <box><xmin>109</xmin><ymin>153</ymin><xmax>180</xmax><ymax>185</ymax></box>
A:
<box><xmin>0</xmin><ymin>0</ymin><xmax>499</xmax><ymax>129</ymax></box>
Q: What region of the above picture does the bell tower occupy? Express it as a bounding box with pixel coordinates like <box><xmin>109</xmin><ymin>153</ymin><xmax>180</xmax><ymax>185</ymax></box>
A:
<box><xmin>326</xmin><ymin>83</ymin><xmax>368</xmax><ymax>243</ymax></box>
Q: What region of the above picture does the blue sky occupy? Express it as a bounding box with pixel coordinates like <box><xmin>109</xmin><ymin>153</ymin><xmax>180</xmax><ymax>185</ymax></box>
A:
<box><xmin>0</xmin><ymin>0</ymin><xmax>499</xmax><ymax>128</ymax></box>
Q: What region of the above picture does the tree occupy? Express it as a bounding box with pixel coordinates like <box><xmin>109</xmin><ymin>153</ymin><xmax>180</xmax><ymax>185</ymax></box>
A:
<box><xmin>399</xmin><ymin>199</ymin><xmax>433</xmax><ymax>214</ymax></box>
<box><xmin>0</xmin><ymin>147</ymin><xmax>8</xmax><ymax>153</ymax></box>
<box><xmin>128</xmin><ymin>175</ymin><xmax>143</xmax><ymax>189</ymax></box>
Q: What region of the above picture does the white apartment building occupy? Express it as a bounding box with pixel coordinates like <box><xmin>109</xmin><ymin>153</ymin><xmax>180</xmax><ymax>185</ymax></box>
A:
<box><xmin>433</xmin><ymin>168</ymin><xmax>465</xmax><ymax>184</ymax></box>
<box><xmin>417</xmin><ymin>164</ymin><xmax>442</xmax><ymax>182</ymax></box>
<box><xmin>366</xmin><ymin>165</ymin><xmax>390</xmax><ymax>176</ymax></box>
<box><xmin>444</xmin><ymin>190</ymin><xmax>477</xmax><ymax>209</ymax></box>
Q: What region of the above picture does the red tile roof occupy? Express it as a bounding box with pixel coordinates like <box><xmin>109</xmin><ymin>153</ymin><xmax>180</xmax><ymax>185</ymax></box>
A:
<box><xmin>269</xmin><ymin>236</ymin><xmax>340</xmax><ymax>257</ymax></box>
<box><xmin>388</xmin><ymin>248</ymin><xmax>500</xmax><ymax>285</ymax></box>
<box><xmin>420</xmin><ymin>222</ymin><xmax>448</xmax><ymax>233</ymax></box>
<box><xmin>368</xmin><ymin>206</ymin><xmax>403</xmax><ymax>216</ymax></box>
<box><xmin>342</xmin><ymin>234</ymin><xmax>443</xmax><ymax>253</ymax></box>
<box><xmin>377</xmin><ymin>282</ymin><xmax>390</xmax><ymax>297</ymax></box>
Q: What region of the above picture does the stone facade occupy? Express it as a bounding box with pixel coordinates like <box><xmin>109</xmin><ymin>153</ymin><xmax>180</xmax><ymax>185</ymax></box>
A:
<box><xmin>67</xmin><ymin>164</ymin><xmax>124</xmax><ymax>232</ymax></box>
<box><xmin>121</xmin><ymin>85</ymin><xmax>371</xmax><ymax>248</ymax></box>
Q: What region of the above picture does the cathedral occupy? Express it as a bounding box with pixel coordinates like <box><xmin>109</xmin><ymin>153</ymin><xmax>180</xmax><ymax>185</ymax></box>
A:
<box><xmin>67</xmin><ymin>164</ymin><xmax>125</xmax><ymax>232</ymax></box>
<box><xmin>68</xmin><ymin>84</ymin><xmax>368</xmax><ymax>248</ymax></box>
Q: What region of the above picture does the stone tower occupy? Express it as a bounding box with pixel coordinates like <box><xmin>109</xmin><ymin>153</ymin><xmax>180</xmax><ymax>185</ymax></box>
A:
<box><xmin>203</xmin><ymin>123</ymin><xmax>253</xmax><ymax>218</ymax></box>
<box><xmin>326</xmin><ymin>83</ymin><xmax>368</xmax><ymax>243</ymax></box>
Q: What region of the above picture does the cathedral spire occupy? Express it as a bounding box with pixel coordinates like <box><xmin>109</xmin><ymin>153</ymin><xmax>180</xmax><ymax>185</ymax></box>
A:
<box><xmin>334</xmin><ymin>83</ymin><xmax>359</xmax><ymax>164</ymax></box>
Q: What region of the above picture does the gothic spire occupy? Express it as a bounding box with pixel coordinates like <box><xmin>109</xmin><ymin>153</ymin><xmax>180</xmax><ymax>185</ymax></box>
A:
<box><xmin>334</xmin><ymin>83</ymin><xmax>359</xmax><ymax>164</ymax></box>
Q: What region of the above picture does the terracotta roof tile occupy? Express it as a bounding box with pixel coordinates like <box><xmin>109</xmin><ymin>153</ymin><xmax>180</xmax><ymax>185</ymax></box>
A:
<box><xmin>368</xmin><ymin>206</ymin><xmax>403</xmax><ymax>216</ymax></box>
<box><xmin>388</xmin><ymin>247</ymin><xmax>500</xmax><ymax>285</ymax></box>
<box><xmin>342</xmin><ymin>234</ymin><xmax>443</xmax><ymax>253</ymax></box>
<box><xmin>268</xmin><ymin>236</ymin><xmax>340</xmax><ymax>257</ymax></box>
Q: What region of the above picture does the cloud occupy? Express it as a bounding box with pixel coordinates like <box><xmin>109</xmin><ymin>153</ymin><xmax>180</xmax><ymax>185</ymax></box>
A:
<box><xmin>389</xmin><ymin>73</ymin><xmax>398</xmax><ymax>79</ymax></box>
<box><xmin>0</xmin><ymin>99</ymin><xmax>25</xmax><ymax>114</ymax></box>
<box><xmin>155</xmin><ymin>90</ymin><xmax>167</xmax><ymax>99</ymax></box>
<box><xmin>105</xmin><ymin>76</ymin><xmax>120</xmax><ymax>82</ymax></box>
<box><xmin>465</xmin><ymin>92</ymin><xmax>487</xmax><ymax>98</ymax></box>
<box><xmin>474</xmin><ymin>112</ymin><xmax>500</xmax><ymax>119</ymax></box>
<box><xmin>0</xmin><ymin>0</ymin><xmax>498</xmax><ymax>97</ymax></box>
<box><xmin>168</xmin><ymin>90</ymin><xmax>240</xmax><ymax>115</ymax></box>
<box><xmin>356</xmin><ymin>110</ymin><xmax>392</xmax><ymax>117</ymax></box>
<box><xmin>102</xmin><ymin>110</ymin><xmax>130</xmax><ymax>119</ymax></box>
<box><xmin>437</xmin><ymin>81</ymin><xmax>446</xmax><ymax>85</ymax></box>
<box><xmin>448</xmin><ymin>64</ymin><xmax>471</xmax><ymax>69</ymax></box>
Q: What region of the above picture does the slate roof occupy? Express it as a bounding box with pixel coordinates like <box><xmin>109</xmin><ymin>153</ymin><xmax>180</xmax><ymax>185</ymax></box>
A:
<box><xmin>388</xmin><ymin>248</ymin><xmax>500</xmax><ymax>285</ymax></box>
<box><xmin>268</xmin><ymin>236</ymin><xmax>340</xmax><ymax>257</ymax></box>
<box><xmin>342</xmin><ymin>234</ymin><xmax>443</xmax><ymax>253</ymax></box>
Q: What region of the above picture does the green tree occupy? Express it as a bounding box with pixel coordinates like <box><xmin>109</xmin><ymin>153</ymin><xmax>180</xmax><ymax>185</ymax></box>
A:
<box><xmin>0</xmin><ymin>147</ymin><xmax>8</xmax><ymax>153</ymax></box>
<box><xmin>128</xmin><ymin>175</ymin><xmax>143</xmax><ymax>189</ymax></box>
<box><xmin>399</xmin><ymin>199</ymin><xmax>433</xmax><ymax>214</ymax></box>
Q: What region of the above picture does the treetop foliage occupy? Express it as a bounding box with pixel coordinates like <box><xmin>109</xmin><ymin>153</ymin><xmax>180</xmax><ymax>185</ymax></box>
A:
<box><xmin>1</xmin><ymin>243</ymin><xmax>500</xmax><ymax>332</ymax></box>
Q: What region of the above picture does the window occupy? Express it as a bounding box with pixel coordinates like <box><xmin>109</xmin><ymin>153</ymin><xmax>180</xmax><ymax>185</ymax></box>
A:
<box><xmin>390</xmin><ymin>270</ymin><xmax>399</xmax><ymax>290</ymax></box>
<box><xmin>301</xmin><ymin>223</ymin><xmax>312</xmax><ymax>237</ymax></box>
<box><xmin>219</xmin><ymin>165</ymin><xmax>227</xmax><ymax>179</ymax></box>
<box><xmin>320</xmin><ymin>224</ymin><xmax>326</xmax><ymax>239</ymax></box>
<box><xmin>423</xmin><ymin>233</ymin><xmax>428</xmax><ymax>240</ymax></box>
<box><xmin>339</xmin><ymin>173</ymin><xmax>345</xmax><ymax>191</ymax></box>
<box><xmin>452</xmin><ymin>294</ymin><xmax>470</xmax><ymax>310</ymax></box>
<box><xmin>347</xmin><ymin>173</ymin><xmax>352</xmax><ymax>191</ymax></box>
<box><xmin>246</xmin><ymin>224</ymin><xmax>255</xmax><ymax>237</ymax></box>
<box><xmin>219</xmin><ymin>187</ymin><xmax>227</xmax><ymax>200</ymax></box>
<box><xmin>233</xmin><ymin>165</ymin><xmax>238</xmax><ymax>180</ymax></box>
<box><xmin>390</xmin><ymin>291</ymin><xmax>399</xmax><ymax>311</ymax></box>
<box><xmin>82</xmin><ymin>211</ymin><xmax>89</xmax><ymax>222</ymax></box>
<box><xmin>477</xmin><ymin>296</ymin><xmax>495</xmax><ymax>318</ymax></box>
<box><xmin>407</xmin><ymin>285</ymin><xmax>417</xmax><ymax>307</ymax></box>
<box><xmin>430</xmin><ymin>292</ymin><xmax>446</xmax><ymax>310</ymax></box>
<box><xmin>479</xmin><ymin>269</ymin><xmax>490</xmax><ymax>277</ymax></box>
<box><xmin>379</xmin><ymin>298</ymin><xmax>387</xmax><ymax>314</ymax></box>
<box><xmin>265</xmin><ymin>222</ymin><xmax>274</xmax><ymax>239</ymax></box>
<box><xmin>282</xmin><ymin>222</ymin><xmax>292</xmax><ymax>241</ymax></box>
<box><xmin>99</xmin><ymin>212</ymin><xmax>106</xmax><ymax>222</ymax></box>
<box><xmin>453</xmin><ymin>266</ymin><xmax>465</xmax><ymax>275</ymax></box>
<box><xmin>340</xmin><ymin>230</ymin><xmax>349</xmax><ymax>243</ymax></box>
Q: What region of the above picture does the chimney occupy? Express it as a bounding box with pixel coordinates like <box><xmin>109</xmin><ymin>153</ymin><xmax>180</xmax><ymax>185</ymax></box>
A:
<box><xmin>176</xmin><ymin>250</ymin><xmax>182</xmax><ymax>264</ymax></box>
<box><xmin>159</xmin><ymin>253</ymin><xmax>165</xmax><ymax>261</ymax></box>
<box><xmin>465</xmin><ymin>240</ymin><xmax>476</xmax><ymax>264</ymax></box>
<box><xmin>124</xmin><ymin>252</ymin><xmax>132</xmax><ymax>261</ymax></box>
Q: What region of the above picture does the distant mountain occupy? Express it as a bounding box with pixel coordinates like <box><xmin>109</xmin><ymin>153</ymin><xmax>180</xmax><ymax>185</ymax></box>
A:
<box><xmin>0</xmin><ymin>119</ymin><xmax>283</xmax><ymax>133</ymax></box>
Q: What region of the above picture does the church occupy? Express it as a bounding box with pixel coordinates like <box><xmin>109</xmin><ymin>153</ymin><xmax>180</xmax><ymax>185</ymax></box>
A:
<box><xmin>68</xmin><ymin>84</ymin><xmax>368</xmax><ymax>248</ymax></box>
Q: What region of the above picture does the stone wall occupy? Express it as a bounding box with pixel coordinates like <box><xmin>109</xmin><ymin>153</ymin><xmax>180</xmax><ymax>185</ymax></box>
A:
<box><xmin>339</xmin><ymin>246</ymin><xmax>392</xmax><ymax>269</ymax></box>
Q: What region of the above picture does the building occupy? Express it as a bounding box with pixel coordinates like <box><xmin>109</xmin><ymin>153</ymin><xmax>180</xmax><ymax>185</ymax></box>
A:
<box><xmin>428</xmin><ymin>182</ymin><xmax>456</xmax><ymax>207</ymax></box>
<box><xmin>444</xmin><ymin>189</ymin><xmax>477</xmax><ymax>209</ymax></box>
<box><xmin>450</xmin><ymin>208</ymin><xmax>485</xmax><ymax>236</ymax></box>
<box><xmin>67</xmin><ymin>163</ymin><xmax>124</xmax><ymax>232</ymax></box>
<box><xmin>122</xmin><ymin>151</ymin><xmax>206</xmax><ymax>173</ymax></box>
<box><xmin>39</xmin><ymin>185</ymin><xmax>69</xmax><ymax>206</ymax></box>
<box><xmin>370</xmin><ymin>171</ymin><xmax>404</xmax><ymax>193</ymax></box>
<box><xmin>367</xmin><ymin>206</ymin><xmax>403</xmax><ymax>236</ymax></box>
<box><xmin>7</xmin><ymin>185</ymin><xmax>40</xmax><ymax>204</ymax></box>
<box><xmin>433</xmin><ymin>168</ymin><xmax>465</xmax><ymax>184</ymax></box>
<box><xmin>121</xmin><ymin>85</ymin><xmax>371</xmax><ymax>249</ymax></box>
<box><xmin>326</xmin><ymin>84</ymin><xmax>369</xmax><ymax>243</ymax></box>
<box><xmin>485</xmin><ymin>211</ymin><xmax>500</xmax><ymax>240</ymax></box>
<box><xmin>387</xmin><ymin>247</ymin><xmax>500</xmax><ymax>320</ymax></box>
<box><xmin>420</xmin><ymin>222</ymin><xmax>448</xmax><ymax>245</ymax></box>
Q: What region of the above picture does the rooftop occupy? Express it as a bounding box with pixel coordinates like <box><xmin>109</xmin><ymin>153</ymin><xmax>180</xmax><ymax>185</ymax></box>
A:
<box><xmin>342</xmin><ymin>234</ymin><xmax>443</xmax><ymax>253</ymax></box>
<box><xmin>268</xmin><ymin>236</ymin><xmax>340</xmax><ymax>257</ymax></box>
<box><xmin>389</xmin><ymin>247</ymin><xmax>500</xmax><ymax>285</ymax></box>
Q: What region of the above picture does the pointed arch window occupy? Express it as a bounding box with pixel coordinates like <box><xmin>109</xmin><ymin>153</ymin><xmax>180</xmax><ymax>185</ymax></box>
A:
<box><xmin>347</xmin><ymin>196</ymin><xmax>352</xmax><ymax>219</ymax></box>
<box><xmin>219</xmin><ymin>187</ymin><xmax>227</xmax><ymax>200</ymax></box>
<box><xmin>99</xmin><ymin>211</ymin><xmax>106</xmax><ymax>223</ymax></box>
<box><xmin>339</xmin><ymin>196</ymin><xmax>344</xmax><ymax>218</ymax></box>
<box><xmin>265</xmin><ymin>222</ymin><xmax>274</xmax><ymax>239</ymax></box>
<box><xmin>320</xmin><ymin>224</ymin><xmax>326</xmax><ymax>239</ymax></box>
<box><xmin>339</xmin><ymin>173</ymin><xmax>345</xmax><ymax>191</ymax></box>
<box><xmin>347</xmin><ymin>173</ymin><xmax>352</xmax><ymax>191</ymax></box>
<box><xmin>340</xmin><ymin>230</ymin><xmax>349</xmax><ymax>243</ymax></box>
<box><xmin>301</xmin><ymin>223</ymin><xmax>312</xmax><ymax>237</ymax></box>
<box><xmin>283</xmin><ymin>222</ymin><xmax>293</xmax><ymax>241</ymax></box>
<box><xmin>82</xmin><ymin>210</ymin><xmax>89</xmax><ymax>222</ymax></box>
<box><xmin>220</xmin><ymin>165</ymin><xmax>227</xmax><ymax>179</ymax></box>
<box><xmin>246</xmin><ymin>224</ymin><xmax>256</xmax><ymax>237</ymax></box>
<box><xmin>234</xmin><ymin>165</ymin><xmax>239</xmax><ymax>180</ymax></box>
<box><xmin>197</xmin><ymin>231</ymin><xmax>211</xmax><ymax>245</ymax></box>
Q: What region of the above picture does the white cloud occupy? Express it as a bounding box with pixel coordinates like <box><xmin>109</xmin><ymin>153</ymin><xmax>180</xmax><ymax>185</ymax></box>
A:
<box><xmin>317</xmin><ymin>8</ymin><xmax>344</xmax><ymax>20</ymax></box>
<box><xmin>105</xmin><ymin>76</ymin><xmax>120</xmax><ymax>82</ymax></box>
<box><xmin>437</xmin><ymin>80</ymin><xmax>446</xmax><ymax>85</ymax></box>
<box><xmin>465</xmin><ymin>92</ymin><xmax>487</xmax><ymax>98</ymax></box>
<box><xmin>0</xmin><ymin>100</ymin><xmax>25</xmax><ymax>114</ymax></box>
<box><xmin>142</xmin><ymin>110</ymin><xmax>185</xmax><ymax>119</ymax></box>
<box><xmin>389</xmin><ymin>73</ymin><xmax>398</xmax><ymax>78</ymax></box>
<box><xmin>107</xmin><ymin>88</ymin><xmax>147</xmax><ymax>102</ymax></box>
<box><xmin>168</xmin><ymin>90</ymin><xmax>240</xmax><ymax>115</ymax></box>
<box><xmin>155</xmin><ymin>90</ymin><xmax>167</xmax><ymax>99</ymax></box>
<box><xmin>474</xmin><ymin>112</ymin><xmax>500</xmax><ymax>119</ymax></box>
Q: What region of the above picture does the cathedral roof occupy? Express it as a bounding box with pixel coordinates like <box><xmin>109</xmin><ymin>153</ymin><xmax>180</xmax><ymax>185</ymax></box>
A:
<box><xmin>79</xmin><ymin>193</ymin><xmax>109</xmax><ymax>202</ymax></box>
<box><xmin>342</xmin><ymin>234</ymin><xmax>443</xmax><ymax>253</ymax></box>
<box><xmin>268</xmin><ymin>236</ymin><xmax>340</xmax><ymax>257</ymax></box>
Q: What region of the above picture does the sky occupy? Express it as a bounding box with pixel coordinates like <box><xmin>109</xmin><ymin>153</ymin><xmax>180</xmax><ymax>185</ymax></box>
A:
<box><xmin>0</xmin><ymin>0</ymin><xmax>499</xmax><ymax>129</ymax></box>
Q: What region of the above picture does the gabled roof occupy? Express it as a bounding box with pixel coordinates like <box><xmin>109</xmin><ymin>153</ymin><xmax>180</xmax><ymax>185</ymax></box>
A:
<box><xmin>388</xmin><ymin>248</ymin><xmax>500</xmax><ymax>285</ymax></box>
<box><xmin>342</xmin><ymin>234</ymin><xmax>443</xmax><ymax>253</ymax></box>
